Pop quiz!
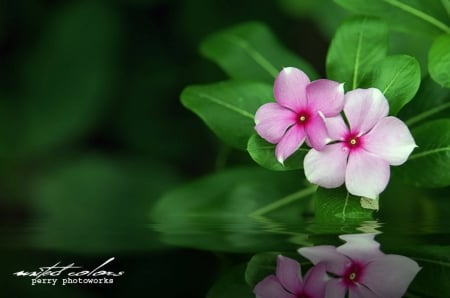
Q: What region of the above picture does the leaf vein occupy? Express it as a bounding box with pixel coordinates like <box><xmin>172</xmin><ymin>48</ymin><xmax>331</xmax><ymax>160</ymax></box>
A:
<box><xmin>198</xmin><ymin>92</ymin><xmax>255</xmax><ymax>119</ymax></box>
<box><xmin>224</xmin><ymin>35</ymin><xmax>279</xmax><ymax>78</ymax></box>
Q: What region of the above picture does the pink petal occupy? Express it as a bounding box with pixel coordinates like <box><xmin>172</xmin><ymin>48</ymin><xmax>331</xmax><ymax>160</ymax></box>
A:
<box><xmin>298</xmin><ymin>246</ymin><xmax>349</xmax><ymax>275</ymax></box>
<box><xmin>344</xmin><ymin>88</ymin><xmax>389</xmax><ymax>135</ymax></box>
<box><xmin>303</xmin><ymin>263</ymin><xmax>328</xmax><ymax>298</ymax></box>
<box><xmin>325</xmin><ymin>115</ymin><xmax>348</xmax><ymax>141</ymax></box>
<box><xmin>348</xmin><ymin>284</ymin><xmax>379</xmax><ymax>298</ymax></box>
<box><xmin>253</xmin><ymin>275</ymin><xmax>296</xmax><ymax>298</ymax></box>
<box><xmin>254</xmin><ymin>103</ymin><xmax>297</xmax><ymax>143</ymax></box>
<box><xmin>276</xmin><ymin>255</ymin><xmax>303</xmax><ymax>293</ymax></box>
<box><xmin>275</xmin><ymin>125</ymin><xmax>306</xmax><ymax>164</ymax></box>
<box><xmin>337</xmin><ymin>234</ymin><xmax>384</xmax><ymax>262</ymax></box>
<box><xmin>306</xmin><ymin>79</ymin><xmax>345</xmax><ymax>116</ymax></box>
<box><xmin>324</xmin><ymin>278</ymin><xmax>347</xmax><ymax>298</ymax></box>
<box><xmin>360</xmin><ymin>255</ymin><xmax>421</xmax><ymax>297</ymax></box>
<box><xmin>274</xmin><ymin>67</ymin><xmax>310</xmax><ymax>111</ymax></box>
<box><xmin>363</xmin><ymin>116</ymin><xmax>417</xmax><ymax>166</ymax></box>
<box><xmin>305</xmin><ymin>113</ymin><xmax>330</xmax><ymax>150</ymax></box>
<box><xmin>304</xmin><ymin>144</ymin><xmax>348</xmax><ymax>188</ymax></box>
<box><xmin>345</xmin><ymin>150</ymin><xmax>390</xmax><ymax>199</ymax></box>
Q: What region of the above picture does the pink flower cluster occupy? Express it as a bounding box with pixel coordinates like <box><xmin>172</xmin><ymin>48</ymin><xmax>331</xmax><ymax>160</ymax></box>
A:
<box><xmin>253</xmin><ymin>234</ymin><xmax>421</xmax><ymax>298</ymax></box>
<box><xmin>254</xmin><ymin>67</ymin><xmax>416</xmax><ymax>199</ymax></box>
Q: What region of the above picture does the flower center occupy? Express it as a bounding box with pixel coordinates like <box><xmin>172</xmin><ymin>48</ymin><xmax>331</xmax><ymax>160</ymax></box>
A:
<box><xmin>342</xmin><ymin>262</ymin><xmax>364</xmax><ymax>287</ymax></box>
<box><xmin>344</xmin><ymin>132</ymin><xmax>363</xmax><ymax>150</ymax></box>
<box><xmin>297</xmin><ymin>111</ymin><xmax>310</xmax><ymax>125</ymax></box>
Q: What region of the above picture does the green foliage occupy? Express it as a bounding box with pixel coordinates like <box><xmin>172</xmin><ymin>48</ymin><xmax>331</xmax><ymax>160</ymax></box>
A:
<box><xmin>367</xmin><ymin>55</ymin><xmax>421</xmax><ymax>115</ymax></box>
<box><xmin>151</xmin><ymin>167</ymin><xmax>313</xmax><ymax>252</ymax></box>
<box><xmin>181</xmin><ymin>81</ymin><xmax>272</xmax><ymax>150</ymax></box>
<box><xmin>334</xmin><ymin>0</ymin><xmax>450</xmax><ymax>37</ymax></box>
<box><xmin>428</xmin><ymin>34</ymin><xmax>450</xmax><ymax>88</ymax></box>
<box><xmin>400</xmin><ymin>245</ymin><xmax>450</xmax><ymax>297</ymax></box>
<box><xmin>200</xmin><ymin>22</ymin><xmax>317</xmax><ymax>83</ymax></box>
<box><xmin>313</xmin><ymin>187</ymin><xmax>374</xmax><ymax>223</ymax></box>
<box><xmin>245</xmin><ymin>252</ymin><xmax>279</xmax><ymax>288</ymax></box>
<box><xmin>326</xmin><ymin>17</ymin><xmax>389</xmax><ymax>90</ymax></box>
<box><xmin>19</xmin><ymin>0</ymin><xmax>120</xmax><ymax>157</ymax></box>
<box><xmin>247</xmin><ymin>134</ymin><xmax>307</xmax><ymax>171</ymax></box>
<box><xmin>397</xmin><ymin>119</ymin><xmax>450</xmax><ymax>188</ymax></box>
<box><xmin>399</xmin><ymin>76</ymin><xmax>450</xmax><ymax>127</ymax></box>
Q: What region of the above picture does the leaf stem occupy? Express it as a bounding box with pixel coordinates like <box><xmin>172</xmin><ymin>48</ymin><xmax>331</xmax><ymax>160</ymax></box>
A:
<box><xmin>250</xmin><ymin>186</ymin><xmax>317</xmax><ymax>217</ymax></box>
<box><xmin>382</xmin><ymin>0</ymin><xmax>450</xmax><ymax>33</ymax></box>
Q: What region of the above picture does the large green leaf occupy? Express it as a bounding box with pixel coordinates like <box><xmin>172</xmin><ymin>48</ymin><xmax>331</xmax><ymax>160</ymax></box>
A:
<box><xmin>397</xmin><ymin>119</ymin><xmax>450</xmax><ymax>188</ymax></box>
<box><xmin>181</xmin><ymin>81</ymin><xmax>272</xmax><ymax>149</ymax></box>
<box><xmin>399</xmin><ymin>76</ymin><xmax>450</xmax><ymax>127</ymax></box>
<box><xmin>151</xmin><ymin>167</ymin><xmax>314</xmax><ymax>252</ymax></box>
<box><xmin>366</xmin><ymin>55</ymin><xmax>421</xmax><ymax>115</ymax></box>
<box><xmin>19</xmin><ymin>1</ymin><xmax>120</xmax><ymax>157</ymax></box>
<box><xmin>335</xmin><ymin>0</ymin><xmax>450</xmax><ymax>37</ymax></box>
<box><xmin>313</xmin><ymin>187</ymin><xmax>374</xmax><ymax>223</ymax></box>
<box><xmin>200</xmin><ymin>22</ymin><xmax>317</xmax><ymax>83</ymax></box>
<box><xmin>326</xmin><ymin>17</ymin><xmax>388</xmax><ymax>90</ymax></box>
<box><xmin>247</xmin><ymin>134</ymin><xmax>307</xmax><ymax>171</ymax></box>
<box><xmin>428</xmin><ymin>33</ymin><xmax>450</xmax><ymax>88</ymax></box>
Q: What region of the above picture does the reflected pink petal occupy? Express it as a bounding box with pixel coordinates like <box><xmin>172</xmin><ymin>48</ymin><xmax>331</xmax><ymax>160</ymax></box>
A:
<box><xmin>306</xmin><ymin>79</ymin><xmax>345</xmax><ymax>116</ymax></box>
<box><xmin>304</xmin><ymin>144</ymin><xmax>348</xmax><ymax>188</ymax></box>
<box><xmin>324</xmin><ymin>278</ymin><xmax>347</xmax><ymax>298</ymax></box>
<box><xmin>275</xmin><ymin>125</ymin><xmax>306</xmax><ymax>164</ymax></box>
<box><xmin>303</xmin><ymin>263</ymin><xmax>328</xmax><ymax>298</ymax></box>
<box><xmin>346</xmin><ymin>150</ymin><xmax>390</xmax><ymax>199</ymax></box>
<box><xmin>276</xmin><ymin>255</ymin><xmax>303</xmax><ymax>293</ymax></box>
<box><xmin>348</xmin><ymin>283</ymin><xmax>379</xmax><ymax>298</ymax></box>
<box><xmin>361</xmin><ymin>255</ymin><xmax>421</xmax><ymax>298</ymax></box>
<box><xmin>298</xmin><ymin>246</ymin><xmax>349</xmax><ymax>275</ymax></box>
<box><xmin>363</xmin><ymin>116</ymin><xmax>416</xmax><ymax>166</ymax></box>
<box><xmin>254</xmin><ymin>103</ymin><xmax>297</xmax><ymax>143</ymax></box>
<box><xmin>253</xmin><ymin>275</ymin><xmax>296</xmax><ymax>298</ymax></box>
<box><xmin>337</xmin><ymin>234</ymin><xmax>384</xmax><ymax>262</ymax></box>
<box><xmin>274</xmin><ymin>67</ymin><xmax>310</xmax><ymax>111</ymax></box>
<box><xmin>344</xmin><ymin>88</ymin><xmax>389</xmax><ymax>135</ymax></box>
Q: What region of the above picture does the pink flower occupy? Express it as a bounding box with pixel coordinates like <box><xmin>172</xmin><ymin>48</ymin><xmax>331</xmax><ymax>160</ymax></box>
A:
<box><xmin>304</xmin><ymin>88</ymin><xmax>416</xmax><ymax>199</ymax></box>
<box><xmin>298</xmin><ymin>234</ymin><xmax>421</xmax><ymax>298</ymax></box>
<box><xmin>255</xmin><ymin>67</ymin><xmax>344</xmax><ymax>164</ymax></box>
<box><xmin>253</xmin><ymin>255</ymin><xmax>328</xmax><ymax>298</ymax></box>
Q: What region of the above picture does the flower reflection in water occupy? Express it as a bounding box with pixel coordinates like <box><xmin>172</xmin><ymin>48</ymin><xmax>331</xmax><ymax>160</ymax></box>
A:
<box><xmin>254</xmin><ymin>233</ymin><xmax>420</xmax><ymax>298</ymax></box>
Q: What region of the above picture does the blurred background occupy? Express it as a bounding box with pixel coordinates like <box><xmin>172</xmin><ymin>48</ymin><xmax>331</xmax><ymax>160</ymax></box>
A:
<box><xmin>0</xmin><ymin>0</ymin><xmax>346</xmax><ymax>297</ymax></box>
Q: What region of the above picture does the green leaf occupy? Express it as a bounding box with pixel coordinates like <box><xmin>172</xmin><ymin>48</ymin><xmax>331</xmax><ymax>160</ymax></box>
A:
<box><xmin>245</xmin><ymin>252</ymin><xmax>278</xmax><ymax>288</ymax></box>
<box><xmin>19</xmin><ymin>1</ymin><xmax>120</xmax><ymax>157</ymax></box>
<box><xmin>247</xmin><ymin>134</ymin><xmax>307</xmax><ymax>171</ymax></box>
<box><xmin>335</xmin><ymin>0</ymin><xmax>450</xmax><ymax>37</ymax></box>
<box><xmin>326</xmin><ymin>17</ymin><xmax>389</xmax><ymax>90</ymax></box>
<box><xmin>207</xmin><ymin>264</ymin><xmax>254</xmax><ymax>298</ymax></box>
<box><xmin>397</xmin><ymin>119</ymin><xmax>450</xmax><ymax>188</ymax></box>
<box><xmin>429</xmin><ymin>34</ymin><xmax>450</xmax><ymax>88</ymax></box>
<box><xmin>200</xmin><ymin>22</ymin><xmax>317</xmax><ymax>83</ymax></box>
<box><xmin>399</xmin><ymin>76</ymin><xmax>450</xmax><ymax>127</ymax></box>
<box><xmin>397</xmin><ymin>245</ymin><xmax>450</xmax><ymax>297</ymax></box>
<box><xmin>151</xmin><ymin>167</ymin><xmax>314</xmax><ymax>252</ymax></box>
<box><xmin>313</xmin><ymin>187</ymin><xmax>374</xmax><ymax>223</ymax></box>
<box><xmin>367</xmin><ymin>55</ymin><xmax>421</xmax><ymax>115</ymax></box>
<box><xmin>181</xmin><ymin>81</ymin><xmax>272</xmax><ymax>149</ymax></box>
